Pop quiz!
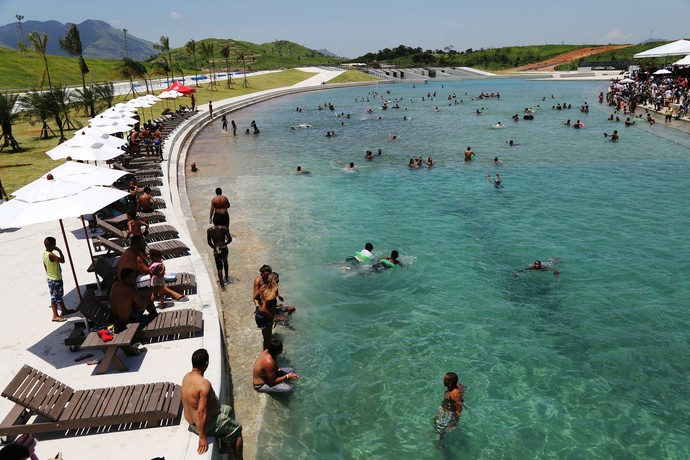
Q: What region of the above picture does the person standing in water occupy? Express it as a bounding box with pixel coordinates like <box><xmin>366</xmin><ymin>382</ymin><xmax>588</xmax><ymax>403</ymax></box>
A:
<box><xmin>209</xmin><ymin>187</ymin><xmax>230</xmax><ymax>226</ymax></box>
<box><xmin>435</xmin><ymin>372</ymin><xmax>465</xmax><ymax>438</ymax></box>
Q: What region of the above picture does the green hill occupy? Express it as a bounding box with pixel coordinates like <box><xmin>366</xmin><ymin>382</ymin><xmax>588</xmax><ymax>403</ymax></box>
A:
<box><xmin>0</xmin><ymin>47</ymin><xmax>124</xmax><ymax>90</ymax></box>
<box><xmin>149</xmin><ymin>38</ymin><xmax>341</xmax><ymax>73</ymax></box>
<box><xmin>0</xmin><ymin>37</ymin><xmax>343</xmax><ymax>91</ymax></box>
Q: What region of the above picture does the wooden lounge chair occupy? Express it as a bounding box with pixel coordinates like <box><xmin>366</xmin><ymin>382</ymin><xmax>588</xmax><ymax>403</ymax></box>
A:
<box><xmin>65</xmin><ymin>292</ymin><xmax>202</xmax><ymax>348</ymax></box>
<box><xmin>94</xmin><ymin>235</ymin><xmax>189</xmax><ymax>260</ymax></box>
<box><xmin>105</xmin><ymin>211</ymin><xmax>166</xmax><ymax>230</ymax></box>
<box><xmin>93</xmin><ymin>256</ymin><xmax>197</xmax><ymax>298</ymax></box>
<box><xmin>0</xmin><ymin>365</ymin><xmax>181</xmax><ymax>437</ymax></box>
<box><xmin>96</xmin><ymin>218</ymin><xmax>179</xmax><ymax>242</ymax></box>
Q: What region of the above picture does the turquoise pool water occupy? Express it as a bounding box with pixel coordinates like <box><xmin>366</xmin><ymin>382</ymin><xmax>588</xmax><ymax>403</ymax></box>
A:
<box><xmin>188</xmin><ymin>78</ymin><xmax>690</xmax><ymax>459</ymax></box>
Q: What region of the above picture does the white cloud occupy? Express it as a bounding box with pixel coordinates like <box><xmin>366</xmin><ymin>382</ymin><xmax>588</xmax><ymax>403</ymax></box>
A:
<box><xmin>601</xmin><ymin>29</ymin><xmax>633</xmax><ymax>43</ymax></box>
<box><xmin>170</xmin><ymin>11</ymin><xmax>183</xmax><ymax>19</ymax></box>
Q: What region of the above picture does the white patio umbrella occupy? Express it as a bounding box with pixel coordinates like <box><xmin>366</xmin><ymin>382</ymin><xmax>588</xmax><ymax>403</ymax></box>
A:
<box><xmin>40</xmin><ymin>160</ymin><xmax>129</xmax><ymax>187</ymax></box>
<box><xmin>1</xmin><ymin>175</ymin><xmax>128</xmax><ymax>299</ymax></box>
<box><xmin>618</xmin><ymin>78</ymin><xmax>635</xmax><ymax>84</ymax></box>
<box><xmin>653</xmin><ymin>69</ymin><xmax>672</xmax><ymax>75</ymax></box>
<box><xmin>73</xmin><ymin>125</ymin><xmax>128</xmax><ymax>149</ymax></box>
<box><xmin>89</xmin><ymin>118</ymin><xmax>135</xmax><ymax>135</ymax></box>
<box><xmin>89</xmin><ymin>113</ymin><xmax>139</xmax><ymax>125</ymax></box>
<box><xmin>46</xmin><ymin>132</ymin><xmax>126</xmax><ymax>162</ymax></box>
<box><xmin>159</xmin><ymin>90</ymin><xmax>182</xmax><ymax>109</ymax></box>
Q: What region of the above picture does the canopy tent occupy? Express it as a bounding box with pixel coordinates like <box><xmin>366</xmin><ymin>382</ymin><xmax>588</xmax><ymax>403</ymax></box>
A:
<box><xmin>673</xmin><ymin>54</ymin><xmax>690</xmax><ymax>66</ymax></box>
<box><xmin>633</xmin><ymin>39</ymin><xmax>690</xmax><ymax>58</ymax></box>
<box><xmin>164</xmin><ymin>80</ymin><xmax>196</xmax><ymax>95</ymax></box>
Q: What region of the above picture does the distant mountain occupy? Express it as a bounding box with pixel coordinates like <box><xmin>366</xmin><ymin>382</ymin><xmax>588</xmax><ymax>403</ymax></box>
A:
<box><xmin>640</xmin><ymin>38</ymin><xmax>668</xmax><ymax>44</ymax></box>
<box><xmin>318</xmin><ymin>48</ymin><xmax>340</xmax><ymax>58</ymax></box>
<box><xmin>0</xmin><ymin>19</ymin><xmax>156</xmax><ymax>60</ymax></box>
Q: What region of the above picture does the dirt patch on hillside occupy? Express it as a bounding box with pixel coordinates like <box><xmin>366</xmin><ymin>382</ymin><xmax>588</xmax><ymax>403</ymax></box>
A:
<box><xmin>507</xmin><ymin>45</ymin><xmax>631</xmax><ymax>72</ymax></box>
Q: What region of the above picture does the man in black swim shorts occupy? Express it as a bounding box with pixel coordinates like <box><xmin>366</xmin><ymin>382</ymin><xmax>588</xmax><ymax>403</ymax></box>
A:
<box><xmin>207</xmin><ymin>224</ymin><xmax>232</xmax><ymax>290</ymax></box>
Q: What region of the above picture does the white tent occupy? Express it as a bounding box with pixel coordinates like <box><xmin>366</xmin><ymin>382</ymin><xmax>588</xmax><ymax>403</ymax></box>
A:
<box><xmin>633</xmin><ymin>39</ymin><xmax>690</xmax><ymax>58</ymax></box>
<box><xmin>673</xmin><ymin>54</ymin><xmax>690</xmax><ymax>66</ymax></box>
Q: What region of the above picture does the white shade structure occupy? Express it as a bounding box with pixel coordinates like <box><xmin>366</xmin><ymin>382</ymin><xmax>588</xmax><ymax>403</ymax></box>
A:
<box><xmin>90</xmin><ymin>119</ymin><xmax>136</xmax><ymax>135</ymax></box>
<box><xmin>73</xmin><ymin>125</ymin><xmax>128</xmax><ymax>149</ymax></box>
<box><xmin>633</xmin><ymin>40</ymin><xmax>690</xmax><ymax>58</ymax></box>
<box><xmin>0</xmin><ymin>175</ymin><xmax>128</xmax><ymax>298</ymax></box>
<box><xmin>653</xmin><ymin>69</ymin><xmax>672</xmax><ymax>75</ymax></box>
<box><xmin>38</xmin><ymin>161</ymin><xmax>129</xmax><ymax>187</ymax></box>
<box><xmin>46</xmin><ymin>132</ymin><xmax>126</xmax><ymax>161</ymax></box>
<box><xmin>89</xmin><ymin>113</ymin><xmax>139</xmax><ymax>125</ymax></box>
<box><xmin>158</xmin><ymin>90</ymin><xmax>182</xmax><ymax>99</ymax></box>
<box><xmin>673</xmin><ymin>55</ymin><xmax>690</xmax><ymax>66</ymax></box>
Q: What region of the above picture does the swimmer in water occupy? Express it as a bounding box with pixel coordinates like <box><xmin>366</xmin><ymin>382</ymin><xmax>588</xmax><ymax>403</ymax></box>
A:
<box><xmin>339</xmin><ymin>161</ymin><xmax>356</xmax><ymax>170</ymax></box>
<box><xmin>515</xmin><ymin>260</ymin><xmax>560</xmax><ymax>278</ymax></box>
<box><xmin>365</xmin><ymin>150</ymin><xmax>374</xmax><ymax>160</ymax></box>
<box><xmin>603</xmin><ymin>130</ymin><xmax>619</xmax><ymax>141</ymax></box>
<box><xmin>507</xmin><ymin>140</ymin><xmax>515</xmax><ymax>146</ymax></box>
<box><xmin>295</xmin><ymin>166</ymin><xmax>310</xmax><ymax>174</ymax></box>
<box><xmin>494</xmin><ymin>172</ymin><xmax>503</xmax><ymax>188</ymax></box>
<box><xmin>494</xmin><ymin>157</ymin><xmax>502</xmax><ymax>165</ymax></box>
<box><xmin>464</xmin><ymin>146</ymin><xmax>475</xmax><ymax>162</ymax></box>
<box><xmin>371</xmin><ymin>250</ymin><xmax>402</xmax><ymax>272</ymax></box>
<box><xmin>487</xmin><ymin>172</ymin><xmax>492</xmax><ymax>184</ymax></box>
<box><xmin>426</xmin><ymin>157</ymin><xmax>434</xmax><ymax>167</ymax></box>
<box><xmin>434</xmin><ymin>372</ymin><xmax>465</xmax><ymax>439</ymax></box>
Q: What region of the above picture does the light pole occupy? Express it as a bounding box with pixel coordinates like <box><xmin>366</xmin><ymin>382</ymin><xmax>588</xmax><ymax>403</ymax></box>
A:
<box><xmin>15</xmin><ymin>14</ymin><xmax>25</xmax><ymax>56</ymax></box>
<box><xmin>123</xmin><ymin>28</ymin><xmax>129</xmax><ymax>58</ymax></box>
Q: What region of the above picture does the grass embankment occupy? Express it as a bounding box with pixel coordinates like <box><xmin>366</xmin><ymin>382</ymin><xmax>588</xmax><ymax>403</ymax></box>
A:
<box><xmin>0</xmin><ymin>47</ymin><xmax>123</xmax><ymax>91</ymax></box>
<box><xmin>556</xmin><ymin>42</ymin><xmax>673</xmax><ymax>70</ymax></box>
<box><xmin>326</xmin><ymin>70</ymin><xmax>380</xmax><ymax>84</ymax></box>
<box><xmin>0</xmin><ymin>68</ymin><xmax>378</xmax><ymax>194</ymax></box>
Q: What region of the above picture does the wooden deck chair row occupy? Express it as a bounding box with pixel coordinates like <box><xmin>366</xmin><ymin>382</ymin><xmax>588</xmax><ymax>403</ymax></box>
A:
<box><xmin>0</xmin><ymin>365</ymin><xmax>181</xmax><ymax>437</ymax></box>
<box><xmin>112</xmin><ymin>162</ymin><xmax>163</xmax><ymax>177</ymax></box>
<box><xmin>96</xmin><ymin>218</ymin><xmax>179</xmax><ymax>242</ymax></box>
<box><xmin>64</xmin><ymin>291</ymin><xmax>202</xmax><ymax>347</ymax></box>
<box><xmin>105</xmin><ymin>211</ymin><xmax>166</xmax><ymax>229</ymax></box>
<box><xmin>93</xmin><ymin>256</ymin><xmax>197</xmax><ymax>299</ymax></box>
<box><xmin>94</xmin><ymin>235</ymin><xmax>189</xmax><ymax>260</ymax></box>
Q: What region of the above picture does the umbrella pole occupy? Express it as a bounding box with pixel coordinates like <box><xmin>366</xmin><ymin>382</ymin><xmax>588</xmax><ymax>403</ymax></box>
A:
<box><xmin>59</xmin><ymin>218</ymin><xmax>83</xmax><ymax>301</ymax></box>
<box><xmin>80</xmin><ymin>215</ymin><xmax>103</xmax><ymax>293</ymax></box>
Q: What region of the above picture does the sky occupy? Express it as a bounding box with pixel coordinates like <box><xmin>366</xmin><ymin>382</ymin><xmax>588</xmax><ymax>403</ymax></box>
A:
<box><xmin>1</xmin><ymin>0</ymin><xmax>689</xmax><ymax>58</ymax></box>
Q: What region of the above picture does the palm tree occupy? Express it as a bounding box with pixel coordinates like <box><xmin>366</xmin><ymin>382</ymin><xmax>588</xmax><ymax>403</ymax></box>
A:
<box><xmin>237</xmin><ymin>51</ymin><xmax>250</xmax><ymax>88</ymax></box>
<box><xmin>0</xmin><ymin>92</ymin><xmax>21</xmax><ymax>152</ymax></box>
<box><xmin>150</xmin><ymin>61</ymin><xmax>171</xmax><ymax>88</ymax></box>
<box><xmin>71</xmin><ymin>86</ymin><xmax>95</xmax><ymax>119</ymax></box>
<box><xmin>21</xmin><ymin>90</ymin><xmax>53</xmax><ymax>139</ymax></box>
<box><xmin>59</xmin><ymin>24</ymin><xmax>91</xmax><ymax>115</ymax></box>
<box><xmin>220</xmin><ymin>43</ymin><xmax>233</xmax><ymax>88</ymax></box>
<box><xmin>185</xmin><ymin>39</ymin><xmax>199</xmax><ymax>87</ymax></box>
<box><xmin>27</xmin><ymin>31</ymin><xmax>52</xmax><ymax>89</ymax></box>
<box><xmin>199</xmin><ymin>41</ymin><xmax>217</xmax><ymax>90</ymax></box>
<box><xmin>153</xmin><ymin>36</ymin><xmax>174</xmax><ymax>83</ymax></box>
<box><xmin>46</xmin><ymin>86</ymin><xmax>73</xmax><ymax>143</ymax></box>
<box><xmin>114</xmin><ymin>58</ymin><xmax>148</xmax><ymax>97</ymax></box>
<box><xmin>93</xmin><ymin>82</ymin><xmax>115</xmax><ymax>110</ymax></box>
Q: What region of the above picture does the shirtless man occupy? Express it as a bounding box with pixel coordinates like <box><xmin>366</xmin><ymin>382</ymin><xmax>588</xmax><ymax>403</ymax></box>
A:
<box><xmin>182</xmin><ymin>349</ymin><xmax>243</xmax><ymax>457</ymax></box>
<box><xmin>252</xmin><ymin>265</ymin><xmax>273</xmax><ymax>309</ymax></box>
<box><xmin>252</xmin><ymin>339</ymin><xmax>298</xmax><ymax>394</ymax></box>
<box><xmin>515</xmin><ymin>260</ymin><xmax>560</xmax><ymax>278</ymax></box>
<box><xmin>207</xmin><ymin>224</ymin><xmax>232</xmax><ymax>290</ymax></box>
<box><xmin>435</xmin><ymin>372</ymin><xmax>465</xmax><ymax>438</ymax></box>
<box><xmin>209</xmin><ymin>187</ymin><xmax>230</xmax><ymax>226</ymax></box>
<box><xmin>124</xmin><ymin>211</ymin><xmax>149</xmax><ymax>243</ymax></box>
<box><xmin>137</xmin><ymin>186</ymin><xmax>156</xmax><ymax>213</ymax></box>
<box><xmin>110</xmin><ymin>267</ymin><xmax>158</xmax><ymax>327</ymax></box>
<box><xmin>464</xmin><ymin>146</ymin><xmax>475</xmax><ymax>162</ymax></box>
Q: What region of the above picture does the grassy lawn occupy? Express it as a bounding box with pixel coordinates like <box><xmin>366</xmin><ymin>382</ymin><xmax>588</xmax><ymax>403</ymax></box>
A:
<box><xmin>1</xmin><ymin>68</ymin><xmax>383</xmax><ymax>195</ymax></box>
<box><xmin>325</xmin><ymin>70</ymin><xmax>380</xmax><ymax>84</ymax></box>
